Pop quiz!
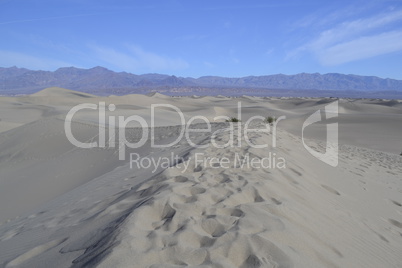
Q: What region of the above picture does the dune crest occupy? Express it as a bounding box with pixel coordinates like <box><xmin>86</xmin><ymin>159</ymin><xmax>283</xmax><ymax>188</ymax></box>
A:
<box><xmin>31</xmin><ymin>87</ymin><xmax>96</xmax><ymax>98</ymax></box>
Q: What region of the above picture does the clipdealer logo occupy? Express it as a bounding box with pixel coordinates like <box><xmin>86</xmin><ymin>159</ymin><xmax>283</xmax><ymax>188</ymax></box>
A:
<box><xmin>64</xmin><ymin>102</ymin><xmax>285</xmax><ymax>161</ymax></box>
<box><xmin>302</xmin><ymin>101</ymin><xmax>338</xmax><ymax>167</ymax></box>
<box><xmin>64</xmin><ymin>100</ymin><xmax>338</xmax><ymax>169</ymax></box>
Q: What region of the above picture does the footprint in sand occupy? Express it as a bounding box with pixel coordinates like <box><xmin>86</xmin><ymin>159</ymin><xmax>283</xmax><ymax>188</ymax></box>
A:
<box><xmin>191</xmin><ymin>187</ymin><xmax>207</xmax><ymax>195</ymax></box>
<box><xmin>254</xmin><ymin>193</ymin><xmax>265</xmax><ymax>203</ymax></box>
<box><xmin>230</xmin><ymin>208</ymin><xmax>245</xmax><ymax>217</ymax></box>
<box><xmin>201</xmin><ymin>218</ymin><xmax>227</xmax><ymax>237</ymax></box>
<box><xmin>321</xmin><ymin>184</ymin><xmax>341</xmax><ymax>196</ymax></box>
<box><xmin>289</xmin><ymin>168</ymin><xmax>302</xmax><ymax>176</ymax></box>
<box><xmin>389</xmin><ymin>219</ymin><xmax>402</xmax><ymax>229</ymax></box>
<box><xmin>174</xmin><ymin>176</ymin><xmax>189</xmax><ymax>183</ymax></box>
<box><xmin>194</xmin><ymin>165</ymin><xmax>203</xmax><ymax>172</ymax></box>
<box><xmin>200</xmin><ymin>236</ymin><xmax>216</xmax><ymax>247</ymax></box>
<box><xmin>271</xmin><ymin>198</ymin><xmax>282</xmax><ymax>205</ymax></box>
<box><xmin>390</xmin><ymin>200</ymin><xmax>402</xmax><ymax>207</ymax></box>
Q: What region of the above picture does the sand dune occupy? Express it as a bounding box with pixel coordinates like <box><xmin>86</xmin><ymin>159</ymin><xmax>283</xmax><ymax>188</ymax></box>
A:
<box><xmin>0</xmin><ymin>88</ymin><xmax>401</xmax><ymax>267</ymax></box>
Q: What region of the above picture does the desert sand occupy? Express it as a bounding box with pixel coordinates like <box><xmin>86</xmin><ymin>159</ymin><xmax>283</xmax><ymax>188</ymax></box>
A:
<box><xmin>0</xmin><ymin>87</ymin><xmax>401</xmax><ymax>267</ymax></box>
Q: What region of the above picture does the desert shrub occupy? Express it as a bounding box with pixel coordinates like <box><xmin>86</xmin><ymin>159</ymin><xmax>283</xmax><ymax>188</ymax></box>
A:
<box><xmin>226</xmin><ymin>117</ymin><xmax>241</xmax><ymax>122</ymax></box>
<box><xmin>265</xmin><ymin>116</ymin><xmax>276</xmax><ymax>124</ymax></box>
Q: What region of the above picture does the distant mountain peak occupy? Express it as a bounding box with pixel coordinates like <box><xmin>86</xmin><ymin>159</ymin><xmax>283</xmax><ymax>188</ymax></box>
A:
<box><xmin>89</xmin><ymin>66</ymin><xmax>111</xmax><ymax>72</ymax></box>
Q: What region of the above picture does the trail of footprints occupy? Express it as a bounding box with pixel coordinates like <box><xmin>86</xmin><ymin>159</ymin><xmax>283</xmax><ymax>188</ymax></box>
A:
<box><xmin>112</xmin><ymin>127</ymin><xmax>402</xmax><ymax>267</ymax></box>
<box><xmin>108</xmin><ymin>125</ymin><xmax>294</xmax><ymax>267</ymax></box>
<box><xmin>117</xmin><ymin>164</ymin><xmax>291</xmax><ymax>267</ymax></box>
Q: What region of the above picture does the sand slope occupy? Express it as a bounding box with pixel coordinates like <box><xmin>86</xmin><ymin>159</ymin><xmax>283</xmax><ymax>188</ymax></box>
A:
<box><xmin>0</xmin><ymin>124</ymin><xmax>401</xmax><ymax>267</ymax></box>
<box><xmin>94</xmin><ymin>125</ymin><xmax>402</xmax><ymax>268</ymax></box>
<box><xmin>0</xmin><ymin>89</ymin><xmax>402</xmax><ymax>267</ymax></box>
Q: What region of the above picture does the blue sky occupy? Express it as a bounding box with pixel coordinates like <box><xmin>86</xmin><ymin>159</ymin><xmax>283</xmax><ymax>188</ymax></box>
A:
<box><xmin>1</xmin><ymin>0</ymin><xmax>402</xmax><ymax>79</ymax></box>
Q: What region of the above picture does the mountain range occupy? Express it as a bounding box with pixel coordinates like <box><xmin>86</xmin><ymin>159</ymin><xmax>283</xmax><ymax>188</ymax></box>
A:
<box><xmin>1</xmin><ymin>66</ymin><xmax>402</xmax><ymax>96</ymax></box>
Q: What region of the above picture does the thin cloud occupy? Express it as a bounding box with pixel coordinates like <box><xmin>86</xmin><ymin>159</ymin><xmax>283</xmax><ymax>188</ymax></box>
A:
<box><xmin>90</xmin><ymin>44</ymin><xmax>189</xmax><ymax>72</ymax></box>
<box><xmin>287</xmin><ymin>9</ymin><xmax>402</xmax><ymax>65</ymax></box>
<box><xmin>0</xmin><ymin>13</ymin><xmax>106</xmax><ymax>25</ymax></box>
<box><xmin>203</xmin><ymin>61</ymin><xmax>215</xmax><ymax>68</ymax></box>
<box><xmin>264</xmin><ymin>48</ymin><xmax>274</xmax><ymax>56</ymax></box>
<box><xmin>90</xmin><ymin>46</ymin><xmax>141</xmax><ymax>71</ymax></box>
<box><xmin>127</xmin><ymin>45</ymin><xmax>189</xmax><ymax>70</ymax></box>
<box><xmin>320</xmin><ymin>31</ymin><xmax>402</xmax><ymax>65</ymax></box>
<box><xmin>0</xmin><ymin>50</ymin><xmax>74</xmax><ymax>70</ymax></box>
<box><xmin>310</xmin><ymin>9</ymin><xmax>402</xmax><ymax>50</ymax></box>
<box><xmin>199</xmin><ymin>3</ymin><xmax>309</xmax><ymax>12</ymax></box>
<box><xmin>292</xmin><ymin>3</ymin><xmax>369</xmax><ymax>30</ymax></box>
